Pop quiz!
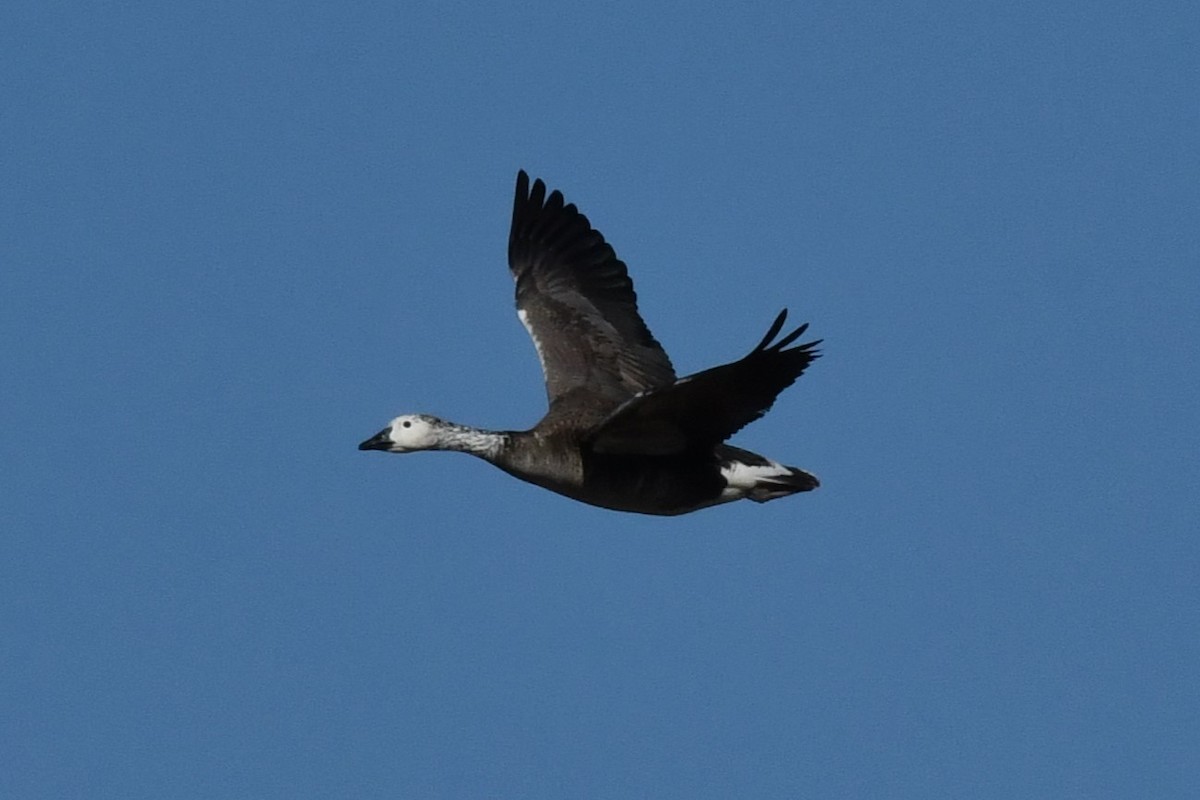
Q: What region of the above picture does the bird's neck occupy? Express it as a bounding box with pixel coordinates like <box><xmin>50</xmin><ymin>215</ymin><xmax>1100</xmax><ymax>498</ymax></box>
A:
<box><xmin>435</xmin><ymin>422</ymin><xmax>507</xmax><ymax>460</ymax></box>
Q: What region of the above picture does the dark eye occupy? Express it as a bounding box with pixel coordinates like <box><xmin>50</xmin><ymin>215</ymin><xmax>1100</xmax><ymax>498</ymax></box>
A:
<box><xmin>402</xmin><ymin>420</ymin><xmax>412</xmax><ymax>428</ymax></box>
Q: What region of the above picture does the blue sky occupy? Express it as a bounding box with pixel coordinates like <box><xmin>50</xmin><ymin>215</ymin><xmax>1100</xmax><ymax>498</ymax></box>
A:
<box><xmin>3</xmin><ymin>1</ymin><xmax>1197</xmax><ymax>797</ymax></box>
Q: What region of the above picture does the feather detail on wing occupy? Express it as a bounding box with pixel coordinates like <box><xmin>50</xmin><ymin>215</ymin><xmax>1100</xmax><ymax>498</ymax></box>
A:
<box><xmin>508</xmin><ymin>171</ymin><xmax>676</xmax><ymax>410</ymax></box>
<box><xmin>587</xmin><ymin>309</ymin><xmax>821</xmax><ymax>455</ymax></box>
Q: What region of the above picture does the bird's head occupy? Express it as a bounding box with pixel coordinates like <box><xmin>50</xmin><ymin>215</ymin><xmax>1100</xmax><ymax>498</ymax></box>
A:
<box><xmin>358</xmin><ymin>414</ymin><xmax>444</xmax><ymax>453</ymax></box>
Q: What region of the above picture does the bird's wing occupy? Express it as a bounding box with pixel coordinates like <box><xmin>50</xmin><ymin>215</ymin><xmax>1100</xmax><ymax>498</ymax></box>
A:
<box><xmin>508</xmin><ymin>171</ymin><xmax>676</xmax><ymax>411</ymax></box>
<box><xmin>586</xmin><ymin>310</ymin><xmax>820</xmax><ymax>455</ymax></box>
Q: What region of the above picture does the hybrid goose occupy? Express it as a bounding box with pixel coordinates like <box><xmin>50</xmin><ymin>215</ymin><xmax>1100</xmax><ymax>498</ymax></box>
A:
<box><xmin>359</xmin><ymin>171</ymin><xmax>822</xmax><ymax>516</ymax></box>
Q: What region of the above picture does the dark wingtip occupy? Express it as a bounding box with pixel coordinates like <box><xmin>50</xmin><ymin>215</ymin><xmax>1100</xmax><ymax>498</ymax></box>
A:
<box><xmin>752</xmin><ymin>308</ymin><xmax>821</xmax><ymax>353</ymax></box>
<box><xmin>513</xmin><ymin>171</ymin><xmax>542</xmax><ymax>241</ymax></box>
<box><xmin>514</xmin><ymin>171</ymin><xmax>528</xmax><ymax>214</ymax></box>
<box><xmin>774</xmin><ymin>322</ymin><xmax>810</xmax><ymax>350</ymax></box>
<box><xmin>753</xmin><ymin>309</ymin><xmax>789</xmax><ymax>352</ymax></box>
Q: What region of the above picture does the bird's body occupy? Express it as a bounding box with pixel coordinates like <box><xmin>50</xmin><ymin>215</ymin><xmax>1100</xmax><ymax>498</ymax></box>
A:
<box><xmin>359</xmin><ymin>171</ymin><xmax>822</xmax><ymax>516</ymax></box>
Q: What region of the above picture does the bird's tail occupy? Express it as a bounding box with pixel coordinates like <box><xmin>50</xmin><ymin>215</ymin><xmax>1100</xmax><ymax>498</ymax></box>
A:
<box><xmin>745</xmin><ymin>465</ymin><xmax>819</xmax><ymax>501</ymax></box>
<box><xmin>718</xmin><ymin>445</ymin><xmax>819</xmax><ymax>503</ymax></box>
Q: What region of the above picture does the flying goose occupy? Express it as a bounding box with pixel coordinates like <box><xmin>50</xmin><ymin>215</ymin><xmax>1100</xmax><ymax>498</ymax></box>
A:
<box><xmin>359</xmin><ymin>171</ymin><xmax>822</xmax><ymax>516</ymax></box>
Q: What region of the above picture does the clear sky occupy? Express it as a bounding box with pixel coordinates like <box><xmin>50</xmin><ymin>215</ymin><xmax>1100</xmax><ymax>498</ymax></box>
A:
<box><xmin>3</xmin><ymin>1</ymin><xmax>1197</xmax><ymax>797</ymax></box>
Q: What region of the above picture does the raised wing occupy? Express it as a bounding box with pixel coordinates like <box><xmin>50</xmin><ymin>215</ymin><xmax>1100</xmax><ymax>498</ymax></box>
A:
<box><xmin>587</xmin><ymin>310</ymin><xmax>821</xmax><ymax>455</ymax></box>
<box><xmin>508</xmin><ymin>171</ymin><xmax>676</xmax><ymax>410</ymax></box>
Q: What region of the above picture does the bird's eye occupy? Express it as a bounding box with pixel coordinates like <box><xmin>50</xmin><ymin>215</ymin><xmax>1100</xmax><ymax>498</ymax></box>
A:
<box><xmin>402</xmin><ymin>420</ymin><xmax>412</xmax><ymax>428</ymax></box>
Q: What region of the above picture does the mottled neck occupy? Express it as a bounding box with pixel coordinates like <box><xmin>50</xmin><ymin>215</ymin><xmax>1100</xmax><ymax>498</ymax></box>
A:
<box><xmin>435</xmin><ymin>422</ymin><xmax>507</xmax><ymax>460</ymax></box>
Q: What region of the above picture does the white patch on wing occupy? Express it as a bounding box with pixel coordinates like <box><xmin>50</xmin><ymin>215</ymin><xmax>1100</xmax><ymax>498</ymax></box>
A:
<box><xmin>517</xmin><ymin>308</ymin><xmax>549</xmax><ymax>376</ymax></box>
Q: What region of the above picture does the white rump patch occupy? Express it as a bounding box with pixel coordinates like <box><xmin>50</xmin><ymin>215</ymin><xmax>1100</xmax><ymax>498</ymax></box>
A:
<box><xmin>720</xmin><ymin>458</ymin><xmax>799</xmax><ymax>502</ymax></box>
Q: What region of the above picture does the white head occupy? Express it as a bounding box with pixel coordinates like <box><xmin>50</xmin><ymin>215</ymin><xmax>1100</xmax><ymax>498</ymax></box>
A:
<box><xmin>358</xmin><ymin>414</ymin><xmax>445</xmax><ymax>453</ymax></box>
